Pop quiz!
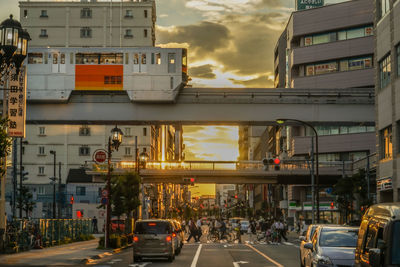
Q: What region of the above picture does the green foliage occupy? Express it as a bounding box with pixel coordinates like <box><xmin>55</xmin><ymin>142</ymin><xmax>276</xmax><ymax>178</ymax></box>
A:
<box><xmin>16</xmin><ymin>186</ymin><xmax>35</xmax><ymax>217</ymax></box>
<box><xmin>0</xmin><ymin>116</ymin><xmax>12</xmax><ymax>176</ymax></box>
<box><xmin>111</xmin><ymin>172</ymin><xmax>141</xmax><ymax>220</ymax></box>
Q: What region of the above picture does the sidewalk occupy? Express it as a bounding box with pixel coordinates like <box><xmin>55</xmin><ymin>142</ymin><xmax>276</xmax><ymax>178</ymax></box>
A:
<box><xmin>0</xmin><ymin>237</ymin><xmax>113</xmax><ymax>266</ymax></box>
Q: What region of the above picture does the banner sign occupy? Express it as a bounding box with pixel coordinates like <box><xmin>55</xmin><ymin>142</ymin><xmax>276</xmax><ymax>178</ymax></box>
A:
<box><xmin>377</xmin><ymin>177</ymin><xmax>392</xmax><ymax>191</ymax></box>
<box><xmin>8</xmin><ymin>67</ymin><xmax>26</xmax><ymax>137</ymax></box>
<box><xmin>297</xmin><ymin>0</ymin><xmax>324</xmax><ymax>10</ymax></box>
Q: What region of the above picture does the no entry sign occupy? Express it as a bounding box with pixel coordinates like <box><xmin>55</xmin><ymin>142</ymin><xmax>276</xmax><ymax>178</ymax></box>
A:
<box><xmin>93</xmin><ymin>149</ymin><xmax>107</xmax><ymax>163</ymax></box>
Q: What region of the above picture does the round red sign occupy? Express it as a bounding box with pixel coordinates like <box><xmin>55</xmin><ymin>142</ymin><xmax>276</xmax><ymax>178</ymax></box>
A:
<box><xmin>93</xmin><ymin>149</ymin><xmax>107</xmax><ymax>163</ymax></box>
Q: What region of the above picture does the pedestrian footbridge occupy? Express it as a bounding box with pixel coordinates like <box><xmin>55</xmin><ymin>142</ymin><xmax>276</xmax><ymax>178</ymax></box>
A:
<box><xmin>86</xmin><ymin>160</ymin><xmax>353</xmax><ymax>184</ymax></box>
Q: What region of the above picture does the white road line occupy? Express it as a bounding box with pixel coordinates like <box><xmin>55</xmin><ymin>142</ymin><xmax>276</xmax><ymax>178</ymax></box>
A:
<box><xmin>191</xmin><ymin>244</ymin><xmax>203</xmax><ymax>267</ymax></box>
<box><xmin>245</xmin><ymin>244</ymin><xmax>284</xmax><ymax>267</ymax></box>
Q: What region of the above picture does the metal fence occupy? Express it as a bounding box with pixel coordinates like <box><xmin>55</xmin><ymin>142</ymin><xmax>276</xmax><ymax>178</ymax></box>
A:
<box><xmin>4</xmin><ymin>218</ymin><xmax>92</xmax><ymax>252</ymax></box>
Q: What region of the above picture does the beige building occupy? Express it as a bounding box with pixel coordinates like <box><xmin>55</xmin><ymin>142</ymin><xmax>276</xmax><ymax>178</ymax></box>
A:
<box><xmin>374</xmin><ymin>0</ymin><xmax>400</xmax><ymax>202</ymax></box>
<box><xmin>19</xmin><ymin>0</ymin><xmax>156</xmax><ymax>48</ymax></box>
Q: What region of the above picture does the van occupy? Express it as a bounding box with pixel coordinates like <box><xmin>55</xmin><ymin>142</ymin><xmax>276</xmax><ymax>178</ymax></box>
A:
<box><xmin>133</xmin><ymin>220</ymin><xmax>176</xmax><ymax>262</ymax></box>
<box><xmin>355</xmin><ymin>202</ymin><xmax>400</xmax><ymax>267</ymax></box>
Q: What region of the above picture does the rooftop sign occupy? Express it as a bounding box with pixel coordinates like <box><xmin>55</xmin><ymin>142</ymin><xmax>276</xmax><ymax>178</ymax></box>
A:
<box><xmin>296</xmin><ymin>0</ymin><xmax>324</xmax><ymax>10</ymax></box>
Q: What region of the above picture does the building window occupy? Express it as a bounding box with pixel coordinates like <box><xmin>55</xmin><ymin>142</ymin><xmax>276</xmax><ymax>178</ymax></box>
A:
<box><xmin>125</xmin><ymin>10</ymin><xmax>133</xmax><ymax>18</ymax></box>
<box><xmin>80</xmin><ymin>27</ymin><xmax>92</xmax><ymax>38</ymax></box>
<box><xmin>79</xmin><ymin>127</ymin><xmax>91</xmax><ymax>136</ymax></box>
<box><xmin>28</xmin><ymin>53</ymin><xmax>43</xmax><ymax>64</ymax></box>
<box><xmin>143</xmin><ymin>127</ymin><xmax>147</xmax><ymax>136</ymax></box>
<box><xmin>124</xmin><ymin>29</ymin><xmax>133</xmax><ymax>38</ymax></box>
<box><xmin>38</xmin><ymin>146</ymin><xmax>45</xmax><ymax>155</ymax></box>
<box><xmin>144</xmin><ymin>29</ymin><xmax>148</xmax><ymax>38</ymax></box>
<box><xmin>380</xmin><ymin>0</ymin><xmax>390</xmax><ymax>18</ymax></box>
<box><xmin>40</xmin><ymin>10</ymin><xmax>48</xmax><ymax>17</ymax></box>
<box><xmin>23</xmin><ymin>10</ymin><xmax>28</xmax><ymax>18</ymax></box>
<box><xmin>79</xmin><ymin>146</ymin><xmax>90</xmax><ymax>156</ymax></box>
<box><xmin>39</xmin><ymin>126</ymin><xmax>46</xmax><ymax>136</ymax></box>
<box><xmin>76</xmin><ymin>186</ymin><xmax>86</xmax><ymax>196</ymax></box>
<box><xmin>144</xmin><ymin>10</ymin><xmax>148</xmax><ymax>18</ymax></box>
<box><xmin>151</xmin><ymin>53</ymin><xmax>155</xmax><ymax>64</ymax></box>
<box><xmin>81</xmin><ymin>8</ymin><xmax>92</xmax><ymax>18</ymax></box>
<box><xmin>38</xmin><ymin>186</ymin><xmax>45</xmax><ymax>195</ymax></box>
<box><xmin>39</xmin><ymin>29</ymin><xmax>48</xmax><ymax>38</ymax></box>
<box><xmin>380</xmin><ymin>126</ymin><xmax>393</xmax><ymax>160</ymax></box>
<box><xmin>125</xmin><ymin>147</ymin><xmax>131</xmax><ymax>156</ymax></box>
<box><xmin>306</xmin><ymin>56</ymin><xmax>373</xmax><ymax>76</ymax></box>
<box><xmin>125</xmin><ymin>127</ymin><xmax>131</xmax><ymax>137</ymax></box>
<box><xmin>104</xmin><ymin>76</ymin><xmax>122</xmax><ymax>84</ymax></box>
<box><xmin>156</xmin><ymin>53</ymin><xmax>161</xmax><ymax>64</ymax></box>
<box><xmin>379</xmin><ymin>54</ymin><xmax>391</xmax><ymax>89</ymax></box>
<box><xmin>38</xmin><ymin>166</ymin><xmax>45</xmax><ymax>175</ymax></box>
<box><xmin>170</xmin><ymin>77</ymin><xmax>174</xmax><ymax>89</ymax></box>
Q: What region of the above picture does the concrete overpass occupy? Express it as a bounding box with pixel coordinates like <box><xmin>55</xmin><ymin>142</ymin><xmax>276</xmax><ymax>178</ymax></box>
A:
<box><xmin>27</xmin><ymin>87</ymin><xmax>374</xmax><ymax>125</ymax></box>
<box><xmin>86</xmin><ymin>160</ymin><xmax>352</xmax><ymax>185</ymax></box>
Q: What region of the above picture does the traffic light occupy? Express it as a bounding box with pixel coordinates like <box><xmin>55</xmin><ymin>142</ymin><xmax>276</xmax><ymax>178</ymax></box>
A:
<box><xmin>22</xmin><ymin>171</ymin><xmax>29</xmax><ymax>181</ymax></box>
<box><xmin>183</xmin><ymin>177</ymin><xmax>195</xmax><ymax>185</ymax></box>
<box><xmin>262</xmin><ymin>157</ymin><xmax>281</xmax><ymax>170</ymax></box>
<box><xmin>330</xmin><ymin>202</ymin><xmax>334</xmax><ymax>210</ymax></box>
<box><xmin>70</xmin><ymin>195</ymin><xmax>74</xmax><ymax>205</ymax></box>
<box><xmin>234</xmin><ymin>195</ymin><xmax>238</xmax><ymax>199</ymax></box>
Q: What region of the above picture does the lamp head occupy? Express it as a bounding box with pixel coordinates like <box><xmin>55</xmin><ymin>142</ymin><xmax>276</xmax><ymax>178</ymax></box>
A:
<box><xmin>0</xmin><ymin>14</ymin><xmax>22</xmax><ymax>63</ymax></box>
<box><xmin>111</xmin><ymin>125</ymin><xmax>123</xmax><ymax>151</ymax></box>
<box><xmin>50</xmin><ymin>150</ymin><xmax>56</xmax><ymax>155</ymax></box>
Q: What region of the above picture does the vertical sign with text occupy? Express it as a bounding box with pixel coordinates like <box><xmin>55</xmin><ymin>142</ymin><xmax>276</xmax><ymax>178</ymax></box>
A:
<box><xmin>8</xmin><ymin>67</ymin><xmax>26</xmax><ymax>137</ymax></box>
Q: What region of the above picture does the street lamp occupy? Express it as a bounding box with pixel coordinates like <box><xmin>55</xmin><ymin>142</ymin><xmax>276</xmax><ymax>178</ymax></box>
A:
<box><xmin>105</xmin><ymin>125</ymin><xmax>123</xmax><ymax>248</ymax></box>
<box><xmin>138</xmin><ymin>150</ymin><xmax>149</xmax><ymax>219</ymax></box>
<box><xmin>276</xmin><ymin>118</ymin><xmax>320</xmax><ymax>223</ymax></box>
<box><xmin>19</xmin><ymin>140</ymin><xmax>28</xmax><ymax>218</ymax></box>
<box><xmin>50</xmin><ymin>150</ymin><xmax>56</xmax><ymax>219</ymax></box>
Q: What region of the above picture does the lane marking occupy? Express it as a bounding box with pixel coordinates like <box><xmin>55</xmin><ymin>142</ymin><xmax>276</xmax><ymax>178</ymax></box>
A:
<box><xmin>190</xmin><ymin>244</ymin><xmax>203</xmax><ymax>267</ymax></box>
<box><xmin>245</xmin><ymin>244</ymin><xmax>284</xmax><ymax>267</ymax></box>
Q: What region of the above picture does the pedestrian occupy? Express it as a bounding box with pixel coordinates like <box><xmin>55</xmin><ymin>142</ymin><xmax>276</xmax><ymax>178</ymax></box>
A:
<box><xmin>220</xmin><ymin>219</ymin><xmax>227</xmax><ymax>240</ymax></box>
<box><xmin>278</xmin><ymin>220</ymin><xmax>288</xmax><ymax>242</ymax></box>
<box><xmin>92</xmin><ymin>216</ymin><xmax>98</xmax><ymax>234</ymax></box>
<box><xmin>186</xmin><ymin>218</ymin><xmax>197</xmax><ymax>243</ymax></box>
<box><xmin>196</xmin><ymin>217</ymin><xmax>202</xmax><ymax>243</ymax></box>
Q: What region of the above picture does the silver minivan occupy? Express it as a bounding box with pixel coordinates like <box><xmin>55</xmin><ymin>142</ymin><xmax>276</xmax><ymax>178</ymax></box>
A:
<box><xmin>133</xmin><ymin>220</ymin><xmax>176</xmax><ymax>262</ymax></box>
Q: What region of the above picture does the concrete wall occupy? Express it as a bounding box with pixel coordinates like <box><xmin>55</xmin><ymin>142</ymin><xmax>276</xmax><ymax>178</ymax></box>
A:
<box><xmin>19</xmin><ymin>1</ymin><xmax>155</xmax><ymax>47</ymax></box>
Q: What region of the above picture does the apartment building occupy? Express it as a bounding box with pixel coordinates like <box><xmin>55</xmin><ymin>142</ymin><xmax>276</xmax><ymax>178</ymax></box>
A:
<box><xmin>374</xmin><ymin>0</ymin><xmax>400</xmax><ymax>202</ymax></box>
<box><xmin>19</xmin><ymin>0</ymin><xmax>156</xmax><ymax>47</ymax></box>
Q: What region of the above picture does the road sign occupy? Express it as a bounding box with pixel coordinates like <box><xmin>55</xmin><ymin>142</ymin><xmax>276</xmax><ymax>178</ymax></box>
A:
<box><xmin>93</xmin><ymin>149</ymin><xmax>107</xmax><ymax>163</ymax></box>
<box><xmin>101</xmin><ymin>189</ymin><xmax>108</xmax><ymax>198</ymax></box>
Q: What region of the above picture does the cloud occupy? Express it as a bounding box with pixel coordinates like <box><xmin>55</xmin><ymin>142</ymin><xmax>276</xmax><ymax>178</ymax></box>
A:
<box><xmin>229</xmin><ymin>74</ymin><xmax>274</xmax><ymax>87</ymax></box>
<box><xmin>189</xmin><ymin>64</ymin><xmax>216</xmax><ymax>79</ymax></box>
<box><xmin>159</xmin><ymin>14</ymin><xmax>169</xmax><ymax>18</ymax></box>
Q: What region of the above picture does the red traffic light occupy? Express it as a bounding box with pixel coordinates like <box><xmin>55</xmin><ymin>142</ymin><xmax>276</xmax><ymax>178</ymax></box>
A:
<box><xmin>190</xmin><ymin>178</ymin><xmax>195</xmax><ymax>183</ymax></box>
<box><xmin>330</xmin><ymin>202</ymin><xmax>334</xmax><ymax>209</ymax></box>
<box><xmin>274</xmin><ymin>158</ymin><xmax>281</xmax><ymax>164</ymax></box>
<box><xmin>70</xmin><ymin>195</ymin><xmax>74</xmax><ymax>205</ymax></box>
<box><xmin>234</xmin><ymin>195</ymin><xmax>238</xmax><ymax>199</ymax></box>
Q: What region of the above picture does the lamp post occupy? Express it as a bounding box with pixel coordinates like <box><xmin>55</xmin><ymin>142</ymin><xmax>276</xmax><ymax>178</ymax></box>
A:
<box><xmin>139</xmin><ymin>151</ymin><xmax>149</xmax><ymax>219</ymax></box>
<box><xmin>276</xmin><ymin>118</ymin><xmax>320</xmax><ymax>223</ymax></box>
<box><xmin>0</xmin><ymin>15</ymin><xmax>30</xmax><ymax>246</ymax></box>
<box><xmin>105</xmin><ymin>125</ymin><xmax>123</xmax><ymax>248</ymax></box>
<box><xmin>50</xmin><ymin>150</ymin><xmax>56</xmax><ymax>219</ymax></box>
<box><xmin>19</xmin><ymin>139</ymin><xmax>28</xmax><ymax>218</ymax></box>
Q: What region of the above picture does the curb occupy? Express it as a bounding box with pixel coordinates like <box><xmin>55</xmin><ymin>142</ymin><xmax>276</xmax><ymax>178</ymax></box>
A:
<box><xmin>81</xmin><ymin>243</ymin><xmax>133</xmax><ymax>264</ymax></box>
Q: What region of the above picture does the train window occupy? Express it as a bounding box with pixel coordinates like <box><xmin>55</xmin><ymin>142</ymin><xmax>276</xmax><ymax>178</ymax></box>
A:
<box><xmin>100</xmin><ymin>53</ymin><xmax>123</xmax><ymax>64</ymax></box>
<box><xmin>125</xmin><ymin>53</ymin><xmax>129</xmax><ymax>64</ymax></box>
<box><xmin>141</xmin><ymin>54</ymin><xmax>146</xmax><ymax>64</ymax></box>
<box><xmin>151</xmin><ymin>53</ymin><xmax>155</xmax><ymax>64</ymax></box>
<box><xmin>61</xmin><ymin>54</ymin><xmax>65</xmax><ymax>64</ymax></box>
<box><xmin>28</xmin><ymin>53</ymin><xmax>43</xmax><ymax>64</ymax></box>
<box><xmin>70</xmin><ymin>53</ymin><xmax>74</xmax><ymax>64</ymax></box>
<box><xmin>44</xmin><ymin>53</ymin><xmax>48</xmax><ymax>64</ymax></box>
<box><xmin>76</xmin><ymin>53</ymin><xmax>123</xmax><ymax>64</ymax></box>
<box><xmin>134</xmin><ymin>54</ymin><xmax>139</xmax><ymax>64</ymax></box>
<box><xmin>156</xmin><ymin>53</ymin><xmax>161</xmax><ymax>65</ymax></box>
<box><xmin>53</xmin><ymin>53</ymin><xmax>58</xmax><ymax>64</ymax></box>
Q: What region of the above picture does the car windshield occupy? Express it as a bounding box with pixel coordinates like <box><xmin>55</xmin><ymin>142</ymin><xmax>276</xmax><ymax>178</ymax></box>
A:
<box><xmin>392</xmin><ymin>221</ymin><xmax>400</xmax><ymax>264</ymax></box>
<box><xmin>135</xmin><ymin>222</ymin><xmax>170</xmax><ymax>235</ymax></box>
<box><xmin>319</xmin><ymin>228</ymin><xmax>358</xmax><ymax>247</ymax></box>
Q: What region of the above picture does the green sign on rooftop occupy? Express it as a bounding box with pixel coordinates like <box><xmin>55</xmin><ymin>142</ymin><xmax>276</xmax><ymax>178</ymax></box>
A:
<box><xmin>297</xmin><ymin>0</ymin><xmax>324</xmax><ymax>10</ymax></box>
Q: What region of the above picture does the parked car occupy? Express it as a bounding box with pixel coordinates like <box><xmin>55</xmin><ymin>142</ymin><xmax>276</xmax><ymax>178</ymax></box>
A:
<box><xmin>133</xmin><ymin>220</ymin><xmax>176</xmax><ymax>262</ymax></box>
<box><xmin>169</xmin><ymin>219</ymin><xmax>183</xmax><ymax>255</ymax></box>
<box><xmin>240</xmin><ymin>220</ymin><xmax>250</xmax><ymax>234</ymax></box>
<box><xmin>304</xmin><ymin>225</ymin><xmax>359</xmax><ymax>267</ymax></box>
<box><xmin>355</xmin><ymin>202</ymin><xmax>400</xmax><ymax>267</ymax></box>
<box><xmin>299</xmin><ymin>224</ymin><xmax>321</xmax><ymax>267</ymax></box>
<box><xmin>111</xmin><ymin>219</ymin><xmax>125</xmax><ymax>232</ymax></box>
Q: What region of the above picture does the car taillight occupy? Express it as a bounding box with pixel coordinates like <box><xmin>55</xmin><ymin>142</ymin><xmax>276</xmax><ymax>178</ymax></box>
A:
<box><xmin>133</xmin><ymin>236</ymin><xmax>139</xmax><ymax>242</ymax></box>
<box><xmin>166</xmin><ymin>236</ymin><xmax>172</xmax><ymax>242</ymax></box>
<box><xmin>172</xmin><ymin>233</ymin><xmax>176</xmax><ymax>237</ymax></box>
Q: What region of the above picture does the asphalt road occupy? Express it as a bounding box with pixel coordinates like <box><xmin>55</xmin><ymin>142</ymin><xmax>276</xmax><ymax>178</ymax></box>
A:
<box><xmin>87</xmin><ymin>241</ymin><xmax>300</xmax><ymax>267</ymax></box>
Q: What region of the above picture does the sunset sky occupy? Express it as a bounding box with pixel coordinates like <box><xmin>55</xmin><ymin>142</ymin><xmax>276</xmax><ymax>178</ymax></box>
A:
<box><xmin>1</xmin><ymin>0</ymin><xmax>346</xmax><ymax>195</ymax></box>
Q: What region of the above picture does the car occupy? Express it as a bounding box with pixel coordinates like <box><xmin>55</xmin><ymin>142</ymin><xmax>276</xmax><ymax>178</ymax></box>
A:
<box><xmin>304</xmin><ymin>225</ymin><xmax>359</xmax><ymax>267</ymax></box>
<box><xmin>168</xmin><ymin>219</ymin><xmax>183</xmax><ymax>255</ymax></box>
<box><xmin>355</xmin><ymin>202</ymin><xmax>400</xmax><ymax>267</ymax></box>
<box><xmin>133</xmin><ymin>219</ymin><xmax>176</xmax><ymax>262</ymax></box>
<box><xmin>240</xmin><ymin>220</ymin><xmax>250</xmax><ymax>234</ymax></box>
<box><xmin>299</xmin><ymin>224</ymin><xmax>341</xmax><ymax>267</ymax></box>
<box><xmin>111</xmin><ymin>219</ymin><xmax>125</xmax><ymax>232</ymax></box>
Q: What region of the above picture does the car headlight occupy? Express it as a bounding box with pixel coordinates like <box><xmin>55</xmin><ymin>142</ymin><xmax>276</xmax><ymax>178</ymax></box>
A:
<box><xmin>316</xmin><ymin>255</ymin><xmax>333</xmax><ymax>265</ymax></box>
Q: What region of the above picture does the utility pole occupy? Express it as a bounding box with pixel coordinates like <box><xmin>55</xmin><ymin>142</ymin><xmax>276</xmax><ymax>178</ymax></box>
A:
<box><xmin>58</xmin><ymin>162</ymin><xmax>62</xmax><ymax>219</ymax></box>
<box><xmin>310</xmin><ymin>137</ymin><xmax>315</xmax><ymax>225</ymax></box>
<box><xmin>12</xmin><ymin>139</ymin><xmax>17</xmax><ymax>218</ymax></box>
<box><xmin>19</xmin><ymin>138</ymin><xmax>23</xmax><ymax>218</ymax></box>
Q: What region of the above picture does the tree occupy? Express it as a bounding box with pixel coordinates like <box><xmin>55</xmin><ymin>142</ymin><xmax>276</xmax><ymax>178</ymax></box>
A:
<box><xmin>17</xmin><ymin>186</ymin><xmax>35</xmax><ymax>218</ymax></box>
<box><xmin>0</xmin><ymin>117</ymin><xmax>12</xmax><ymax>176</ymax></box>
